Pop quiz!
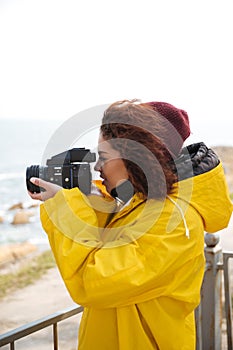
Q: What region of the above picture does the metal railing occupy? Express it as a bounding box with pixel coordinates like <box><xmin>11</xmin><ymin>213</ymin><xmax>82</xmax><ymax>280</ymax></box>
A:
<box><xmin>0</xmin><ymin>233</ymin><xmax>233</xmax><ymax>349</ymax></box>
<box><xmin>0</xmin><ymin>305</ymin><xmax>83</xmax><ymax>349</ymax></box>
<box><xmin>196</xmin><ymin>233</ymin><xmax>233</xmax><ymax>350</ymax></box>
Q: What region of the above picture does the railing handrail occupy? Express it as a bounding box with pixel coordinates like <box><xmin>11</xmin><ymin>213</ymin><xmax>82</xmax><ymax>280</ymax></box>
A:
<box><xmin>0</xmin><ymin>305</ymin><xmax>83</xmax><ymax>347</ymax></box>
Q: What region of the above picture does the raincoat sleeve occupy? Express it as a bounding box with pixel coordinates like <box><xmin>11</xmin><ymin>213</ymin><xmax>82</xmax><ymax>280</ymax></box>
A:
<box><xmin>40</xmin><ymin>187</ymin><xmax>205</xmax><ymax>310</ymax></box>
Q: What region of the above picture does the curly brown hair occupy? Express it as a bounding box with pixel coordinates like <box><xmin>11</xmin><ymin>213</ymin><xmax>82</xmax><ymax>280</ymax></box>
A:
<box><xmin>100</xmin><ymin>100</ymin><xmax>177</xmax><ymax>199</ymax></box>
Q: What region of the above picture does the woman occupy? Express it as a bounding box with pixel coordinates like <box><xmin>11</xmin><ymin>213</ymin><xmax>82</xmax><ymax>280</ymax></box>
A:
<box><xmin>28</xmin><ymin>100</ymin><xmax>232</xmax><ymax>349</ymax></box>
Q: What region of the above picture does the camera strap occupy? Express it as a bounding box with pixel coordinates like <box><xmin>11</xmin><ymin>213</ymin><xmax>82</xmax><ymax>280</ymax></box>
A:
<box><xmin>110</xmin><ymin>180</ymin><xmax>134</xmax><ymax>205</ymax></box>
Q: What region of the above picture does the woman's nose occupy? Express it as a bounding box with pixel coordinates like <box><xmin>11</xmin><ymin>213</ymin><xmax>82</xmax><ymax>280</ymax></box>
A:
<box><xmin>94</xmin><ymin>159</ymin><xmax>101</xmax><ymax>172</ymax></box>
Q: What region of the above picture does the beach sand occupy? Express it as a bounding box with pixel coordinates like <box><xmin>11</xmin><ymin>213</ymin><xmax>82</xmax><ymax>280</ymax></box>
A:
<box><xmin>0</xmin><ymin>217</ymin><xmax>232</xmax><ymax>349</ymax></box>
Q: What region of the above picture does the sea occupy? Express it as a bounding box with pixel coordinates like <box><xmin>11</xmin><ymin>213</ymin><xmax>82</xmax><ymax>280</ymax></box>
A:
<box><xmin>0</xmin><ymin>119</ymin><xmax>64</xmax><ymax>250</ymax></box>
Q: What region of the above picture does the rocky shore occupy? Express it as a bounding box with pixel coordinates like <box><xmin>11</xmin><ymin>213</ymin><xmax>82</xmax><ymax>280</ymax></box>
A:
<box><xmin>0</xmin><ymin>201</ymin><xmax>39</xmax><ymax>226</ymax></box>
<box><xmin>0</xmin><ymin>242</ymin><xmax>38</xmax><ymax>274</ymax></box>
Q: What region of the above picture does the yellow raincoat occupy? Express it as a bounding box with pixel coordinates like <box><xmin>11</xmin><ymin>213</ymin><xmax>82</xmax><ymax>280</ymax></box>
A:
<box><xmin>40</xmin><ymin>147</ymin><xmax>232</xmax><ymax>350</ymax></box>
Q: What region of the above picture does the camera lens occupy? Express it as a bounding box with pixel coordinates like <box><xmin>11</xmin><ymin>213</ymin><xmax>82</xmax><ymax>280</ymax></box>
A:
<box><xmin>26</xmin><ymin>165</ymin><xmax>41</xmax><ymax>193</ymax></box>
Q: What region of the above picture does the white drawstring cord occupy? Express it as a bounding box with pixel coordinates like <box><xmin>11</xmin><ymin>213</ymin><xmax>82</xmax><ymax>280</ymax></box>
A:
<box><xmin>166</xmin><ymin>195</ymin><xmax>190</xmax><ymax>239</ymax></box>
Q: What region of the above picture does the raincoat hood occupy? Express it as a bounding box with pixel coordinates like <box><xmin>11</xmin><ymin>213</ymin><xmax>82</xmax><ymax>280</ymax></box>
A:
<box><xmin>173</xmin><ymin>142</ymin><xmax>233</xmax><ymax>233</ymax></box>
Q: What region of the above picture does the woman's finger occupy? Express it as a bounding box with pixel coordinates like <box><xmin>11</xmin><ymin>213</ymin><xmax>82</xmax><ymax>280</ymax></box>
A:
<box><xmin>30</xmin><ymin>177</ymin><xmax>46</xmax><ymax>189</ymax></box>
<box><xmin>27</xmin><ymin>190</ymin><xmax>43</xmax><ymax>201</ymax></box>
<box><xmin>29</xmin><ymin>177</ymin><xmax>62</xmax><ymax>201</ymax></box>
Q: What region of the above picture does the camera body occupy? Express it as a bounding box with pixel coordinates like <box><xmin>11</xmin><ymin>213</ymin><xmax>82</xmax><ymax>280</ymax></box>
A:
<box><xmin>26</xmin><ymin>148</ymin><xmax>96</xmax><ymax>195</ymax></box>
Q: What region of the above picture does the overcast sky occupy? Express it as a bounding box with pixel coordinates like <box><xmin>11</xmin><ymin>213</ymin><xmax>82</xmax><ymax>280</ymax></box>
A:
<box><xmin>0</xmin><ymin>0</ymin><xmax>232</xmax><ymax>146</ymax></box>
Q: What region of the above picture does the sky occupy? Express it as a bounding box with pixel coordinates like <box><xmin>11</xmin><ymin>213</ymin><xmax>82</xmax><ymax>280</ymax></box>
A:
<box><xmin>0</xmin><ymin>0</ymin><xmax>233</xmax><ymax>146</ymax></box>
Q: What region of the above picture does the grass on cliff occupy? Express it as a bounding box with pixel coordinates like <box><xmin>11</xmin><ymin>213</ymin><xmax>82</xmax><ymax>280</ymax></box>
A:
<box><xmin>0</xmin><ymin>250</ymin><xmax>56</xmax><ymax>300</ymax></box>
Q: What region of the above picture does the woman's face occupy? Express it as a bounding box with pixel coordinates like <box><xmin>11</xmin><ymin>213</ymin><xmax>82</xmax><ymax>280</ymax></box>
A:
<box><xmin>94</xmin><ymin>133</ymin><xmax>129</xmax><ymax>193</ymax></box>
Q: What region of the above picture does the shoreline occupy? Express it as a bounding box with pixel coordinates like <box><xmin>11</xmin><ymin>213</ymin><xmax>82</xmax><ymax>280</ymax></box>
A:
<box><xmin>0</xmin><ymin>241</ymin><xmax>50</xmax><ymax>274</ymax></box>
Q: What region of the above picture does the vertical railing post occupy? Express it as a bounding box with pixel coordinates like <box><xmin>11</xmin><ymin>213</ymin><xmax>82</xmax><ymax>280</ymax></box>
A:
<box><xmin>201</xmin><ymin>233</ymin><xmax>222</xmax><ymax>350</ymax></box>
<box><xmin>53</xmin><ymin>323</ymin><xmax>58</xmax><ymax>350</ymax></box>
<box><xmin>223</xmin><ymin>252</ymin><xmax>233</xmax><ymax>349</ymax></box>
<box><xmin>195</xmin><ymin>303</ymin><xmax>202</xmax><ymax>350</ymax></box>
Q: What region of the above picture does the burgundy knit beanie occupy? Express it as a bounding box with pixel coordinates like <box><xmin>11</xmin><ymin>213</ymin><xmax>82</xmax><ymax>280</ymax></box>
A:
<box><xmin>145</xmin><ymin>101</ymin><xmax>191</xmax><ymax>156</ymax></box>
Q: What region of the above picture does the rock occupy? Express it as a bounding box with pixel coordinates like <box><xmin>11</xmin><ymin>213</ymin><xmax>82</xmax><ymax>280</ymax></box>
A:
<box><xmin>10</xmin><ymin>242</ymin><xmax>37</xmax><ymax>260</ymax></box>
<box><xmin>0</xmin><ymin>216</ymin><xmax>4</xmax><ymax>223</ymax></box>
<box><xmin>0</xmin><ymin>242</ymin><xmax>37</xmax><ymax>266</ymax></box>
<box><xmin>28</xmin><ymin>203</ymin><xmax>39</xmax><ymax>209</ymax></box>
<box><xmin>8</xmin><ymin>202</ymin><xmax>24</xmax><ymax>211</ymax></box>
<box><xmin>11</xmin><ymin>210</ymin><xmax>30</xmax><ymax>225</ymax></box>
<box><xmin>0</xmin><ymin>246</ymin><xmax>12</xmax><ymax>264</ymax></box>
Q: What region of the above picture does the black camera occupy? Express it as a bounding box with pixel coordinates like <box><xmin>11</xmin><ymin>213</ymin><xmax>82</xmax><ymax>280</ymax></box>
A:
<box><xmin>26</xmin><ymin>148</ymin><xmax>96</xmax><ymax>195</ymax></box>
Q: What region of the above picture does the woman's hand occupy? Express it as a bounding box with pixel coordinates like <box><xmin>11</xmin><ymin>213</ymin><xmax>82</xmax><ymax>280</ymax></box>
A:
<box><xmin>28</xmin><ymin>177</ymin><xmax>62</xmax><ymax>201</ymax></box>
